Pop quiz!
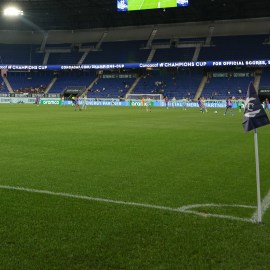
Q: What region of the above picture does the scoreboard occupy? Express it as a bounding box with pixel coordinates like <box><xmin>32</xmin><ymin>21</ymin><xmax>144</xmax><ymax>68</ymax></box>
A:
<box><xmin>117</xmin><ymin>0</ymin><xmax>189</xmax><ymax>12</ymax></box>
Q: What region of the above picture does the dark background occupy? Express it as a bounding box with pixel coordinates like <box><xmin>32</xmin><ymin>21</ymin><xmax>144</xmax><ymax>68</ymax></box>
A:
<box><xmin>0</xmin><ymin>0</ymin><xmax>270</xmax><ymax>30</ymax></box>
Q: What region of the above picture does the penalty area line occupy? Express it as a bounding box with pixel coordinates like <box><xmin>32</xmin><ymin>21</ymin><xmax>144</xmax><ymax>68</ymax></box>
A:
<box><xmin>0</xmin><ymin>185</ymin><xmax>255</xmax><ymax>223</ymax></box>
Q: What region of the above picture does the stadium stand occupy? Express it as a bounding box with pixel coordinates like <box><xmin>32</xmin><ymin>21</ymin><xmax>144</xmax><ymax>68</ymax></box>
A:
<box><xmin>0</xmin><ymin>80</ymin><xmax>7</xmax><ymax>92</ymax></box>
<box><xmin>0</xmin><ymin>34</ymin><xmax>269</xmax><ymax>66</ymax></box>
<box><xmin>88</xmin><ymin>77</ymin><xmax>135</xmax><ymax>98</ymax></box>
<box><xmin>0</xmin><ymin>44</ymin><xmax>43</xmax><ymax>65</ymax></box>
<box><xmin>83</xmin><ymin>41</ymin><xmax>150</xmax><ymax>64</ymax></box>
<box><xmin>47</xmin><ymin>52</ymin><xmax>83</xmax><ymax>65</ymax></box>
<box><xmin>0</xmin><ymin>34</ymin><xmax>270</xmax><ymax>99</ymax></box>
<box><xmin>8</xmin><ymin>71</ymin><xmax>52</xmax><ymax>94</ymax></box>
<box><xmin>198</xmin><ymin>35</ymin><xmax>269</xmax><ymax>61</ymax></box>
<box><xmin>49</xmin><ymin>71</ymin><xmax>96</xmax><ymax>94</ymax></box>
<box><xmin>260</xmin><ymin>68</ymin><xmax>270</xmax><ymax>86</ymax></box>
<box><xmin>133</xmin><ymin>69</ymin><xmax>203</xmax><ymax>99</ymax></box>
<box><xmin>152</xmin><ymin>47</ymin><xmax>195</xmax><ymax>62</ymax></box>
<box><xmin>202</xmin><ymin>73</ymin><xmax>253</xmax><ymax>99</ymax></box>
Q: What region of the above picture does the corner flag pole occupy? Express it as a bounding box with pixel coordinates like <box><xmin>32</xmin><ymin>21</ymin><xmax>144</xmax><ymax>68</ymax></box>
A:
<box><xmin>243</xmin><ymin>82</ymin><xmax>270</xmax><ymax>223</ymax></box>
<box><xmin>254</xmin><ymin>128</ymin><xmax>262</xmax><ymax>223</ymax></box>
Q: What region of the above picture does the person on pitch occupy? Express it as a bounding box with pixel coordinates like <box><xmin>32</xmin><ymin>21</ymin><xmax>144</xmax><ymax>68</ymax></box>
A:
<box><xmin>224</xmin><ymin>97</ymin><xmax>234</xmax><ymax>116</ymax></box>
<box><xmin>198</xmin><ymin>97</ymin><xmax>205</xmax><ymax>113</ymax></box>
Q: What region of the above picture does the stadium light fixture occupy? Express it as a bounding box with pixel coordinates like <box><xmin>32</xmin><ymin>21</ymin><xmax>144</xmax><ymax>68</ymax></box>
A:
<box><xmin>3</xmin><ymin>7</ymin><xmax>23</xmax><ymax>16</ymax></box>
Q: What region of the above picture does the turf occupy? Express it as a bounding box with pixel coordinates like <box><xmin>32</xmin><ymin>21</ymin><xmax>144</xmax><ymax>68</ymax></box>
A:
<box><xmin>0</xmin><ymin>104</ymin><xmax>270</xmax><ymax>269</ymax></box>
<box><xmin>128</xmin><ymin>0</ymin><xmax>176</xmax><ymax>11</ymax></box>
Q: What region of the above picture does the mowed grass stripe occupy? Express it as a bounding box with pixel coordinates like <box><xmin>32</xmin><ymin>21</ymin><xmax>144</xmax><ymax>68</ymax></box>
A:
<box><xmin>0</xmin><ymin>105</ymin><xmax>269</xmax><ymax>206</ymax></box>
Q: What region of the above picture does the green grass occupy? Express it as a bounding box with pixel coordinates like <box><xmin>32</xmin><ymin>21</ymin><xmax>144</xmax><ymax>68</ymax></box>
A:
<box><xmin>128</xmin><ymin>0</ymin><xmax>176</xmax><ymax>11</ymax></box>
<box><xmin>0</xmin><ymin>104</ymin><xmax>270</xmax><ymax>269</ymax></box>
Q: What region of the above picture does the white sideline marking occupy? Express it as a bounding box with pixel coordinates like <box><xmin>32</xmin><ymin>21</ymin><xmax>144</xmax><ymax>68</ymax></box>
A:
<box><xmin>178</xmin><ymin>203</ymin><xmax>256</xmax><ymax>211</ymax></box>
<box><xmin>0</xmin><ymin>185</ymin><xmax>256</xmax><ymax>223</ymax></box>
<box><xmin>252</xmin><ymin>189</ymin><xmax>270</xmax><ymax>222</ymax></box>
<box><xmin>178</xmin><ymin>203</ymin><xmax>256</xmax><ymax>224</ymax></box>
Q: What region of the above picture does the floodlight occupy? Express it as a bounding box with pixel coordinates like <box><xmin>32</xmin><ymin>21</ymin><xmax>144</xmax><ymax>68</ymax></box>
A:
<box><xmin>3</xmin><ymin>7</ymin><xmax>23</xmax><ymax>16</ymax></box>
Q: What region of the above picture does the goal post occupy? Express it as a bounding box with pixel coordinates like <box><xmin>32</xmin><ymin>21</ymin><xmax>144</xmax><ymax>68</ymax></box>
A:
<box><xmin>125</xmin><ymin>93</ymin><xmax>163</xmax><ymax>101</ymax></box>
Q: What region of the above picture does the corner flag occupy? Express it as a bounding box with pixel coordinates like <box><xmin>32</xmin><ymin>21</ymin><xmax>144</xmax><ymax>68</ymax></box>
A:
<box><xmin>242</xmin><ymin>82</ymin><xmax>270</xmax><ymax>132</ymax></box>
<box><xmin>242</xmin><ymin>82</ymin><xmax>270</xmax><ymax>223</ymax></box>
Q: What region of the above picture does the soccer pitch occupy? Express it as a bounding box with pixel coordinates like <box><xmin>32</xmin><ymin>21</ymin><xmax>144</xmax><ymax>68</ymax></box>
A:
<box><xmin>128</xmin><ymin>0</ymin><xmax>176</xmax><ymax>11</ymax></box>
<box><xmin>1</xmin><ymin>104</ymin><xmax>270</xmax><ymax>269</ymax></box>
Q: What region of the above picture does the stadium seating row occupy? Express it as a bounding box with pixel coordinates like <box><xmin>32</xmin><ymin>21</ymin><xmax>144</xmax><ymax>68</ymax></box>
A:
<box><xmin>1</xmin><ymin>35</ymin><xmax>270</xmax><ymax>98</ymax></box>
<box><xmin>1</xmin><ymin>68</ymin><xmax>270</xmax><ymax>99</ymax></box>
<box><xmin>0</xmin><ymin>35</ymin><xmax>270</xmax><ymax>65</ymax></box>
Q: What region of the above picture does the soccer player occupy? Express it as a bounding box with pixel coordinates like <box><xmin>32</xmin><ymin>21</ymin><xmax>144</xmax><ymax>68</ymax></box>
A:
<box><xmin>35</xmin><ymin>95</ymin><xmax>40</xmax><ymax>106</ymax></box>
<box><xmin>74</xmin><ymin>96</ymin><xmax>80</xmax><ymax>111</ymax></box>
<box><xmin>141</xmin><ymin>97</ymin><xmax>145</xmax><ymax>107</ymax></box>
<box><xmin>198</xmin><ymin>97</ymin><xmax>205</xmax><ymax>113</ymax></box>
<box><xmin>172</xmin><ymin>96</ymin><xmax>176</xmax><ymax>108</ymax></box>
<box><xmin>201</xmin><ymin>97</ymin><xmax>208</xmax><ymax>112</ymax></box>
<box><xmin>224</xmin><ymin>97</ymin><xmax>234</xmax><ymax>116</ymax></box>
<box><xmin>61</xmin><ymin>96</ymin><xmax>64</xmax><ymax>106</ymax></box>
<box><xmin>146</xmin><ymin>97</ymin><xmax>152</xmax><ymax>112</ymax></box>
<box><xmin>164</xmin><ymin>96</ymin><xmax>169</xmax><ymax>109</ymax></box>
<box><xmin>182</xmin><ymin>97</ymin><xmax>187</xmax><ymax>110</ymax></box>
<box><xmin>82</xmin><ymin>95</ymin><xmax>87</xmax><ymax>110</ymax></box>
<box><xmin>237</xmin><ymin>99</ymin><xmax>244</xmax><ymax>113</ymax></box>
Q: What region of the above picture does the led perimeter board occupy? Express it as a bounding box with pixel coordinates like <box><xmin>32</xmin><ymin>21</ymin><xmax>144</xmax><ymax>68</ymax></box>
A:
<box><xmin>117</xmin><ymin>0</ymin><xmax>189</xmax><ymax>12</ymax></box>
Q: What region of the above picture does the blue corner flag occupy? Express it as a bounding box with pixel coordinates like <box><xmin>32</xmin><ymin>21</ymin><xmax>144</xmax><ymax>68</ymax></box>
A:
<box><xmin>242</xmin><ymin>82</ymin><xmax>270</xmax><ymax>132</ymax></box>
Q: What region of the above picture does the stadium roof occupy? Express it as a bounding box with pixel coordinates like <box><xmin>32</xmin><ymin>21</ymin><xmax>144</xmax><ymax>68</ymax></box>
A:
<box><xmin>0</xmin><ymin>0</ymin><xmax>270</xmax><ymax>31</ymax></box>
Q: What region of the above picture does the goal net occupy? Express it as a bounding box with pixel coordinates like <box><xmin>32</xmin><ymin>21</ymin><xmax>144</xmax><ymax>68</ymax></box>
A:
<box><xmin>125</xmin><ymin>93</ymin><xmax>163</xmax><ymax>100</ymax></box>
